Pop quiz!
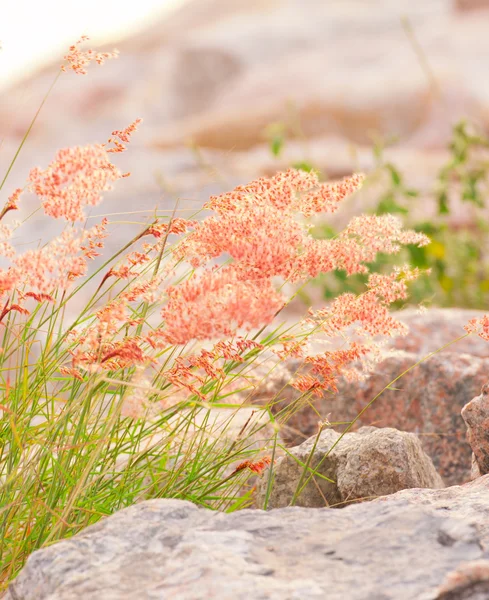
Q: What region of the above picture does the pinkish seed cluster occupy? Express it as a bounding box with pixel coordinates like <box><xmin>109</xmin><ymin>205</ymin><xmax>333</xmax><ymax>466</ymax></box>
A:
<box><xmin>0</xmin><ymin>38</ymin><xmax>442</xmax><ymax>417</ymax></box>
<box><xmin>61</xmin><ymin>36</ymin><xmax>119</xmax><ymax>75</ymax></box>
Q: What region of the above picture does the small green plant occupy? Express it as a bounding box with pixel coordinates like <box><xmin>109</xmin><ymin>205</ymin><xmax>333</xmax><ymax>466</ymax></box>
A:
<box><xmin>267</xmin><ymin>120</ymin><xmax>489</xmax><ymax>309</ymax></box>
<box><xmin>367</xmin><ymin>121</ymin><xmax>489</xmax><ymax>308</ymax></box>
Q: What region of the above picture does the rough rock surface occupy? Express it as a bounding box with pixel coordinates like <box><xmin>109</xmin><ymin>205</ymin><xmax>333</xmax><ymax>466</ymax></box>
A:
<box><xmin>255</xmin><ymin>426</ymin><xmax>444</xmax><ymax>509</ymax></box>
<box><xmin>6</xmin><ymin>476</ymin><xmax>489</xmax><ymax>600</ymax></box>
<box><xmin>273</xmin><ymin>350</ymin><xmax>489</xmax><ymax>486</ymax></box>
<box><xmin>461</xmin><ymin>383</ymin><xmax>489</xmax><ymax>479</ymax></box>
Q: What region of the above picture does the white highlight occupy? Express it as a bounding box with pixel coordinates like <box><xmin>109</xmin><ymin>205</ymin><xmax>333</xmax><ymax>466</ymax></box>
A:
<box><xmin>0</xmin><ymin>0</ymin><xmax>186</xmax><ymax>90</ymax></box>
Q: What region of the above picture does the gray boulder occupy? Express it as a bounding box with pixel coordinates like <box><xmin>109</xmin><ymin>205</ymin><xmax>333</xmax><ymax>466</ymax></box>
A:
<box><xmin>256</xmin><ymin>426</ymin><xmax>444</xmax><ymax>509</ymax></box>
<box><xmin>6</xmin><ymin>476</ymin><xmax>489</xmax><ymax>600</ymax></box>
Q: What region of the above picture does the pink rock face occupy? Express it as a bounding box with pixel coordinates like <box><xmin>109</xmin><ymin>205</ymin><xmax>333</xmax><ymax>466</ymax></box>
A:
<box><xmin>250</xmin><ymin>309</ymin><xmax>489</xmax><ymax>487</ymax></box>
<box><xmin>461</xmin><ymin>383</ymin><xmax>489</xmax><ymax>478</ymax></box>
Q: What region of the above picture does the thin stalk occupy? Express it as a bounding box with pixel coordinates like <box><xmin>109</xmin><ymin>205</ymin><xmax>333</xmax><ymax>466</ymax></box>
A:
<box><xmin>0</xmin><ymin>71</ymin><xmax>62</xmax><ymax>192</ymax></box>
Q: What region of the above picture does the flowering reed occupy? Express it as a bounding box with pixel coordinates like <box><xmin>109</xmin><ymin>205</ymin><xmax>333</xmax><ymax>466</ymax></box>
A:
<box><xmin>0</xmin><ymin>37</ymin><xmax>432</xmax><ymax>588</ymax></box>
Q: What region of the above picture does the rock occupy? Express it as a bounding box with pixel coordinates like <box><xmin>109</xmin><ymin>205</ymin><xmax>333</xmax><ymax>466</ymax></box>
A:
<box><xmin>280</xmin><ymin>306</ymin><xmax>489</xmax><ymax>359</ymax></box>
<box><xmin>150</xmin><ymin>0</ymin><xmax>453</xmax><ymax>151</ymax></box>
<box><xmin>153</xmin><ymin>64</ymin><xmax>432</xmax><ymax>150</ymax></box>
<box><xmin>255</xmin><ymin>426</ymin><xmax>444</xmax><ymax>509</ymax></box>
<box><xmin>1</xmin><ymin>0</ymin><xmax>486</xmax><ymax>232</ymax></box>
<box><xmin>455</xmin><ymin>0</ymin><xmax>489</xmax><ymax>10</ymax></box>
<box><xmin>242</xmin><ymin>309</ymin><xmax>489</xmax><ymax>487</ymax></box>
<box><xmin>6</xmin><ymin>476</ymin><xmax>489</xmax><ymax>600</ymax></box>
<box><xmin>227</xmin><ymin>142</ymin><xmax>450</xmax><ymax>199</ymax></box>
<box><xmin>170</xmin><ymin>46</ymin><xmax>244</xmax><ymax>119</ymax></box>
<box><xmin>274</xmin><ymin>351</ymin><xmax>489</xmax><ymax>486</ymax></box>
<box><xmin>115</xmin><ymin>405</ymin><xmax>274</xmax><ymax>480</ymax></box>
<box><xmin>393</xmin><ymin>308</ymin><xmax>489</xmax><ymax>358</ymax></box>
<box><xmin>461</xmin><ymin>382</ymin><xmax>489</xmax><ymax>479</ymax></box>
<box><xmin>436</xmin><ymin>560</ymin><xmax>489</xmax><ymax>599</ymax></box>
<box><xmin>1</xmin><ymin>2</ymin><xmax>489</xmax><ymax>325</ymax></box>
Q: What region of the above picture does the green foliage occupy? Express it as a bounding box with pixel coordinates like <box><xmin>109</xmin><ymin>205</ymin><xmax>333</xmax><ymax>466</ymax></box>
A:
<box><xmin>265</xmin><ymin>122</ymin><xmax>286</xmax><ymax>158</ymax></box>
<box><xmin>310</xmin><ymin>120</ymin><xmax>489</xmax><ymax>309</ymax></box>
<box><xmin>438</xmin><ymin>121</ymin><xmax>489</xmax><ymax>211</ymax></box>
<box><xmin>292</xmin><ymin>161</ymin><xmax>316</xmax><ymax>173</ymax></box>
<box><xmin>0</xmin><ymin>299</ymin><xmax>274</xmax><ymax>586</ymax></box>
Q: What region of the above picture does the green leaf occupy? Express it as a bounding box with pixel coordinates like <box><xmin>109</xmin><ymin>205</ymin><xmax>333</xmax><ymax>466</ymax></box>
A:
<box><xmin>372</xmin><ymin>140</ymin><xmax>384</xmax><ymax>164</ymax></box>
<box><xmin>438</xmin><ymin>191</ymin><xmax>450</xmax><ymax>215</ymax></box>
<box><xmin>376</xmin><ymin>194</ymin><xmax>408</xmax><ymax>215</ymax></box>
<box><xmin>334</xmin><ymin>270</ymin><xmax>348</xmax><ymax>282</ymax></box>
<box><xmin>292</xmin><ymin>161</ymin><xmax>315</xmax><ymax>173</ymax></box>
<box><xmin>270</xmin><ymin>135</ymin><xmax>284</xmax><ymax>158</ymax></box>
<box><xmin>265</xmin><ymin>122</ymin><xmax>286</xmax><ymax>158</ymax></box>
<box><xmin>407</xmin><ymin>244</ymin><xmax>429</xmax><ymax>268</ymax></box>
<box><xmin>462</xmin><ymin>174</ymin><xmax>484</xmax><ymax>207</ymax></box>
<box><xmin>386</xmin><ymin>163</ymin><xmax>402</xmax><ymax>187</ymax></box>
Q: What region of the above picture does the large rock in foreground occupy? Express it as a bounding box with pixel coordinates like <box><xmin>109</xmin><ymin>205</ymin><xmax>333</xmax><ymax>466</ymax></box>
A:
<box><xmin>7</xmin><ymin>476</ymin><xmax>489</xmax><ymax>600</ymax></box>
<box><xmin>256</xmin><ymin>426</ymin><xmax>444</xmax><ymax>509</ymax></box>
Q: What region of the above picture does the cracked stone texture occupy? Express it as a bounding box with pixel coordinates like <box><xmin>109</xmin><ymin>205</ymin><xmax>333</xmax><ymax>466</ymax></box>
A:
<box><xmin>6</xmin><ymin>476</ymin><xmax>489</xmax><ymax>600</ymax></box>
<box><xmin>461</xmin><ymin>383</ymin><xmax>489</xmax><ymax>479</ymax></box>
<box><xmin>256</xmin><ymin>426</ymin><xmax>444</xmax><ymax>509</ymax></box>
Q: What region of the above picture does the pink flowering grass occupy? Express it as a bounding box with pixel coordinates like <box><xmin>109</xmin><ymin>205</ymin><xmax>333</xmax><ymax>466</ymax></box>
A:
<box><xmin>0</xmin><ymin>37</ymin><xmax>470</xmax><ymax>587</ymax></box>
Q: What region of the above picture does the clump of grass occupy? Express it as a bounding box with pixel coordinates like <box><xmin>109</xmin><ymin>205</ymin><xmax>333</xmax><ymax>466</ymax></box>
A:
<box><xmin>0</xmin><ymin>38</ymin><xmax>431</xmax><ymax>587</ymax></box>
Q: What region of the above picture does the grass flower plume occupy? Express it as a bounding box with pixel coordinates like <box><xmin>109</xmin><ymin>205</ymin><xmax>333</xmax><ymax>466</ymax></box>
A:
<box><xmin>0</xmin><ymin>38</ymin><xmax>431</xmax><ymax>588</ymax></box>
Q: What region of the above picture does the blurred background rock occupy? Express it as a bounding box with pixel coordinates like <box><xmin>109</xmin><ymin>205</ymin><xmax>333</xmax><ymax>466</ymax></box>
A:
<box><xmin>3</xmin><ymin>0</ymin><xmax>489</xmax><ymax>309</ymax></box>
